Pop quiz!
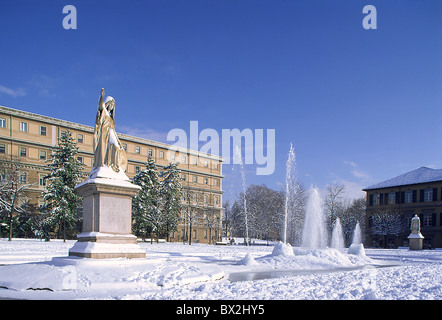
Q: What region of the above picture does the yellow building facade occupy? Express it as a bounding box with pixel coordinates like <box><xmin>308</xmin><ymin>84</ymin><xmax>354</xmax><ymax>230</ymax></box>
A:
<box><xmin>0</xmin><ymin>105</ymin><xmax>224</xmax><ymax>244</ymax></box>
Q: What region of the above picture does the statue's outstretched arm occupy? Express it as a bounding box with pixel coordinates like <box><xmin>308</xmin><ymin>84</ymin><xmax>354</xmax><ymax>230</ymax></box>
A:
<box><xmin>98</xmin><ymin>88</ymin><xmax>105</xmax><ymax>111</ymax></box>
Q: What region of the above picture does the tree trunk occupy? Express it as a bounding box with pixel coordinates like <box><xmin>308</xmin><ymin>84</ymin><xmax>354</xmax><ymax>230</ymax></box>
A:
<box><xmin>8</xmin><ymin>210</ymin><xmax>13</xmax><ymax>241</ymax></box>
<box><xmin>189</xmin><ymin>222</ymin><xmax>192</xmax><ymax>245</ymax></box>
<box><xmin>8</xmin><ymin>199</ymin><xmax>15</xmax><ymax>241</ymax></box>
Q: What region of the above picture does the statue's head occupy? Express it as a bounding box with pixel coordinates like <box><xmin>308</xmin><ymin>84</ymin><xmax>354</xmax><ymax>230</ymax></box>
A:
<box><xmin>104</xmin><ymin>96</ymin><xmax>115</xmax><ymax>111</ymax></box>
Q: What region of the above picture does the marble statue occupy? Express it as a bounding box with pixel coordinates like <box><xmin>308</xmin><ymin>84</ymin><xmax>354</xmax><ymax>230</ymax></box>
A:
<box><xmin>93</xmin><ymin>88</ymin><xmax>127</xmax><ymax>173</ymax></box>
<box><xmin>410</xmin><ymin>214</ymin><xmax>421</xmax><ymax>235</ymax></box>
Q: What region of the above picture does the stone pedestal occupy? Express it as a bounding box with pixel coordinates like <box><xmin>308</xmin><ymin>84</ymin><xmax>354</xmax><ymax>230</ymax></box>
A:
<box><xmin>68</xmin><ymin>177</ymin><xmax>146</xmax><ymax>259</ymax></box>
<box><xmin>408</xmin><ymin>233</ymin><xmax>424</xmax><ymax>250</ymax></box>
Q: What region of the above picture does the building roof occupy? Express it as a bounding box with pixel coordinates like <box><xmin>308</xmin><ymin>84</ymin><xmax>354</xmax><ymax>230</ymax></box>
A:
<box><xmin>363</xmin><ymin>166</ymin><xmax>442</xmax><ymax>191</ymax></box>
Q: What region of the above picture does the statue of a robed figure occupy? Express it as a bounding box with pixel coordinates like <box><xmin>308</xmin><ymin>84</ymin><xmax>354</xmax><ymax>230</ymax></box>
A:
<box><xmin>408</xmin><ymin>214</ymin><xmax>424</xmax><ymax>250</ymax></box>
<box><xmin>93</xmin><ymin>88</ymin><xmax>127</xmax><ymax>174</ymax></box>
<box><xmin>69</xmin><ymin>88</ymin><xmax>145</xmax><ymax>259</ymax></box>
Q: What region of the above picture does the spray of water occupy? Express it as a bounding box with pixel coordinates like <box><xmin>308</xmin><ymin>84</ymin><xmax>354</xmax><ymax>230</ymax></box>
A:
<box><xmin>283</xmin><ymin>143</ymin><xmax>296</xmax><ymax>243</ymax></box>
<box><xmin>351</xmin><ymin>221</ymin><xmax>362</xmax><ymax>246</ymax></box>
<box><xmin>330</xmin><ymin>217</ymin><xmax>345</xmax><ymax>249</ymax></box>
<box><xmin>234</xmin><ymin>146</ymin><xmax>249</xmax><ymax>246</ymax></box>
<box><xmin>302</xmin><ymin>187</ymin><xmax>327</xmax><ymax>248</ymax></box>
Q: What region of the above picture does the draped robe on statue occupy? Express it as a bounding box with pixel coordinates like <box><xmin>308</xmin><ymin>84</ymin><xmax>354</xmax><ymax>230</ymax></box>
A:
<box><xmin>92</xmin><ymin>89</ymin><xmax>127</xmax><ymax>174</ymax></box>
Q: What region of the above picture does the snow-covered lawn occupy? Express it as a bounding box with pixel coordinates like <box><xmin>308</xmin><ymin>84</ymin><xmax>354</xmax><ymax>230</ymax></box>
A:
<box><xmin>0</xmin><ymin>238</ymin><xmax>440</xmax><ymax>300</ymax></box>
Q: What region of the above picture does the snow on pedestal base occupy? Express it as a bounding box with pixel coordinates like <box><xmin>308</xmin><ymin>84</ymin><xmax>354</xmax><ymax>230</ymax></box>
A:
<box><xmin>69</xmin><ymin>233</ymin><xmax>146</xmax><ymax>259</ymax></box>
<box><xmin>408</xmin><ymin>233</ymin><xmax>424</xmax><ymax>250</ymax></box>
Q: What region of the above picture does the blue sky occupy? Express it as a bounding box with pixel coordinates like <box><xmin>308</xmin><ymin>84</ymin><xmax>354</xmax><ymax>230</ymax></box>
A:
<box><xmin>1</xmin><ymin>0</ymin><xmax>442</xmax><ymax>202</ymax></box>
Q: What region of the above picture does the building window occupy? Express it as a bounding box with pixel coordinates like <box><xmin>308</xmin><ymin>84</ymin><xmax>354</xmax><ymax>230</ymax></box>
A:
<box><xmin>204</xmin><ymin>229</ymin><xmax>208</xmax><ymax>239</ymax></box>
<box><xmin>423</xmin><ymin>215</ymin><xmax>432</xmax><ymax>227</ymax></box>
<box><xmin>60</xmin><ymin>130</ymin><xmax>67</xmax><ymax>137</ymax></box>
<box><xmin>424</xmin><ymin>189</ymin><xmax>433</xmax><ymax>202</ymax></box>
<box><xmin>0</xmin><ymin>144</ymin><xmax>5</xmax><ymax>154</ymax></box>
<box><xmin>20</xmin><ymin>147</ymin><xmax>27</xmax><ymax>157</ymax></box>
<box><xmin>40</xmin><ymin>126</ymin><xmax>47</xmax><ymax>136</ymax></box>
<box><xmin>39</xmin><ymin>175</ymin><xmax>46</xmax><ymax>186</ymax></box>
<box><xmin>122</xmin><ymin>143</ymin><xmax>127</xmax><ymax>151</ymax></box>
<box><xmin>0</xmin><ymin>118</ymin><xmax>6</xmax><ymax>128</ymax></box>
<box><xmin>405</xmin><ymin>190</ymin><xmax>413</xmax><ymax>204</ymax></box>
<box><xmin>388</xmin><ymin>192</ymin><xmax>396</xmax><ymax>205</ymax></box>
<box><xmin>159</xmin><ymin>151</ymin><xmax>164</xmax><ymax>159</ymax></box>
<box><xmin>373</xmin><ymin>193</ymin><xmax>380</xmax><ymax>206</ymax></box>
<box><xmin>204</xmin><ymin>177</ymin><xmax>209</xmax><ymax>185</ymax></box>
<box><xmin>193</xmin><ymin>175</ymin><xmax>198</xmax><ymax>183</ymax></box>
<box><xmin>39</xmin><ymin>150</ymin><xmax>46</xmax><ymax>160</ymax></box>
<box><xmin>77</xmin><ymin>156</ymin><xmax>83</xmax><ymax>163</ymax></box>
<box><xmin>214</xmin><ymin>162</ymin><xmax>219</xmax><ymax>169</ymax></box>
<box><xmin>77</xmin><ymin>134</ymin><xmax>83</xmax><ymax>143</ymax></box>
<box><xmin>181</xmin><ymin>155</ymin><xmax>187</xmax><ymax>164</ymax></box>
<box><xmin>215</xmin><ymin>195</ymin><xmax>219</xmax><ymax>206</ymax></box>
<box><xmin>20</xmin><ymin>122</ymin><xmax>28</xmax><ymax>132</ymax></box>
<box><xmin>203</xmin><ymin>160</ymin><xmax>209</xmax><ymax>167</ymax></box>
<box><xmin>192</xmin><ymin>157</ymin><xmax>198</xmax><ymax>165</ymax></box>
<box><xmin>135</xmin><ymin>146</ymin><xmax>141</xmax><ymax>154</ymax></box>
<box><xmin>148</xmin><ymin>148</ymin><xmax>153</xmax><ymax>157</ymax></box>
<box><xmin>181</xmin><ymin>174</ymin><xmax>186</xmax><ymax>181</ymax></box>
<box><xmin>135</xmin><ymin>166</ymin><xmax>141</xmax><ymax>174</ymax></box>
<box><xmin>19</xmin><ymin>172</ymin><xmax>27</xmax><ymax>184</ymax></box>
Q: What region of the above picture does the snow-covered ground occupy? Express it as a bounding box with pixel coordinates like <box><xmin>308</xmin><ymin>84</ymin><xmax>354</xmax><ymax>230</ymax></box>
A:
<box><xmin>0</xmin><ymin>238</ymin><xmax>440</xmax><ymax>300</ymax></box>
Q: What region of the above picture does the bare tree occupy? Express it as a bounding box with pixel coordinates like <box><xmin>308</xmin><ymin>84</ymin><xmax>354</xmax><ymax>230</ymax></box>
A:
<box><xmin>201</xmin><ymin>207</ymin><xmax>220</xmax><ymax>244</ymax></box>
<box><xmin>182</xmin><ymin>189</ymin><xmax>207</xmax><ymax>245</ymax></box>
<box><xmin>369</xmin><ymin>207</ymin><xmax>406</xmax><ymax>248</ymax></box>
<box><xmin>284</xmin><ymin>180</ymin><xmax>307</xmax><ymax>245</ymax></box>
<box><xmin>338</xmin><ymin>197</ymin><xmax>366</xmax><ymax>246</ymax></box>
<box><xmin>324</xmin><ymin>184</ymin><xmax>346</xmax><ymax>229</ymax></box>
<box><xmin>222</xmin><ymin>200</ymin><xmax>232</xmax><ymax>239</ymax></box>
<box><xmin>232</xmin><ymin>184</ymin><xmax>286</xmax><ymax>244</ymax></box>
<box><xmin>0</xmin><ymin>156</ymin><xmax>36</xmax><ymax>241</ymax></box>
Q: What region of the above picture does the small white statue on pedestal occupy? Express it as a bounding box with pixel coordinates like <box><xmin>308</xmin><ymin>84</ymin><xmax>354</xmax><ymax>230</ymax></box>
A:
<box><xmin>408</xmin><ymin>215</ymin><xmax>424</xmax><ymax>250</ymax></box>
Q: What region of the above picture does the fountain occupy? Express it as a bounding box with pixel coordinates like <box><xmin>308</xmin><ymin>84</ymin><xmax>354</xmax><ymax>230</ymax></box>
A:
<box><xmin>348</xmin><ymin>222</ymin><xmax>365</xmax><ymax>256</ymax></box>
<box><xmin>234</xmin><ymin>146</ymin><xmax>249</xmax><ymax>246</ymax></box>
<box><xmin>330</xmin><ymin>218</ymin><xmax>345</xmax><ymax>250</ymax></box>
<box><xmin>301</xmin><ymin>187</ymin><xmax>327</xmax><ymax>248</ymax></box>
<box><xmin>283</xmin><ymin>143</ymin><xmax>296</xmax><ymax>243</ymax></box>
<box><xmin>351</xmin><ymin>222</ymin><xmax>362</xmax><ymax>246</ymax></box>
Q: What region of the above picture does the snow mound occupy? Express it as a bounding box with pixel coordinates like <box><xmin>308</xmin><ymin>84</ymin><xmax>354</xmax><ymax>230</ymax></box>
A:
<box><xmin>272</xmin><ymin>242</ymin><xmax>294</xmax><ymax>257</ymax></box>
<box><xmin>125</xmin><ymin>262</ymin><xmax>225</xmax><ymax>287</ymax></box>
<box><xmin>291</xmin><ymin>247</ymin><xmax>354</xmax><ymax>267</ymax></box>
<box><xmin>0</xmin><ymin>263</ymin><xmax>77</xmax><ymax>291</ymax></box>
<box><xmin>348</xmin><ymin>244</ymin><xmax>366</xmax><ymax>256</ymax></box>
<box><xmin>237</xmin><ymin>253</ymin><xmax>259</xmax><ymax>266</ymax></box>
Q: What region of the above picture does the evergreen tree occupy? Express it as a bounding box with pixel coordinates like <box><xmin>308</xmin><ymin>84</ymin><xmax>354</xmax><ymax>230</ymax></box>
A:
<box><xmin>41</xmin><ymin>130</ymin><xmax>85</xmax><ymax>241</ymax></box>
<box><xmin>132</xmin><ymin>157</ymin><xmax>162</xmax><ymax>242</ymax></box>
<box><xmin>160</xmin><ymin>162</ymin><xmax>183</xmax><ymax>242</ymax></box>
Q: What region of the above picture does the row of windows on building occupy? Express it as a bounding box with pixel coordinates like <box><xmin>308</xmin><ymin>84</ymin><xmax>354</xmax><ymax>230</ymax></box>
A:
<box><xmin>1</xmin><ymin>171</ymin><xmax>222</xmax><ymax>208</ymax></box>
<box><xmin>369</xmin><ymin>188</ymin><xmax>439</xmax><ymax>206</ymax></box>
<box><xmin>369</xmin><ymin>212</ymin><xmax>441</xmax><ymax>228</ymax></box>
<box><xmin>172</xmin><ymin>228</ymin><xmax>220</xmax><ymax>241</ymax></box>
<box><xmin>12</xmin><ymin>167</ymin><xmax>220</xmax><ymax>191</ymax></box>
<box><xmin>0</xmin><ymin>118</ymin><xmax>220</xmax><ymax>170</ymax></box>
